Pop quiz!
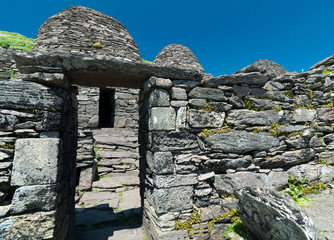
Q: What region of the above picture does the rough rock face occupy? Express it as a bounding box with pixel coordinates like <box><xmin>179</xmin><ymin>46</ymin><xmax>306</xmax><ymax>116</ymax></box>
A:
<box><xmin>237</xmin><ymin>187</ymin><xmax>319</xmax><ymax>240</ymax></box>
<box><xmin>153</xmin><ymin>44</ymin><xmax>205</xmax><ymax>74</ymax></box>
<box><xmin>32</xmin><ymin>6</ymin><xmax>141</xmax><ymax>61</ymax></box>
<box><xmin>234</xmin><ymin>59</ymin><xmax>288</xmax><ymax>79</ymax></box>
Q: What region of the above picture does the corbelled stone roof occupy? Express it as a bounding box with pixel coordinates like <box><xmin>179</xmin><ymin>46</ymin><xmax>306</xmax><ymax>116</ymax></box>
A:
<box><xmin>32</xmin><ymin>6</ymin><xmax>141</xmax><ymax>61</ymax></box>
<box><xmin>235</xmin><ymin>59</ymin><xmax>288</xmax><ymax>78</ymax></box>
<box><xmin>153</xmin><ymin>44</ymin><xmax>205</xmax><ymax>74</ymax></box>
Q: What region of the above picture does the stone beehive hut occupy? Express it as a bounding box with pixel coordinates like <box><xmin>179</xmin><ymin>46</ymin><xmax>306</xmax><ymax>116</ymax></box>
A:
<box><xmin>154</xmin><ymin>44</ymin><xmax>205</xmax><ymax>74</ymax></box>
<box><xmin>1</xmin><ymin>5</ymin><xmax>334</xmax><ymax>240</ymax></box>
<box><xmin>32</xmin><ymin>6</ymin><xmax>141</xmax><ymax>61</ymax></box>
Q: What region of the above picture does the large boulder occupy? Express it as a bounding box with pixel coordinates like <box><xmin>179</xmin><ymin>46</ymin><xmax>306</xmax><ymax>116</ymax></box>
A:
<box><xmin>237</xmin><ymin>187</ymin><xmax>319</xmax><ymax>240</ymax></box>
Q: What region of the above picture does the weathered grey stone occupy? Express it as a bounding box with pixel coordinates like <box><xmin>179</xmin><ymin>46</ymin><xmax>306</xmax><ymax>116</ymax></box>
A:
<box><xmin>97</xmin><ymin>151</ymin><xmax>138</xmax><ymax>159</ymax></box>
<box><xmin>148</xmin><ymin>186</ymin><xmax>193</xmax><ymax>214</ymax></box>
<box><xmin>11</xmin><ymin>138</ymin><xmax>62</xmax><ymax>186</ymax></box>
<box><xmin>317</xmin><ymin>108</ymin><xmax>334</xmax><ymax>123</ymax></box>
<box><xmin>144</xmin><ymin>199</ymin><xmax>177</xmax><ymax>231</ymax></box>
<box><xmin>285</xmin><ymin>136</ymin><xmax>308</xmax><ymax>149</ymax></box>
<box><xmin>21</xmin><ymin>72</ymin><xmax>70</xmax><ymax>90</ymax></box>
<box><xmin>203</xmin><ymin>156</ymin><xmax>252</xmax><ymax>171</ymax></box>
<box><xmin>318</xmin><ymin>151</ymin><xmax>334</xmax><ymax>165</ymax></box>
<box><xmin>208</xmin><ymin>102</ymin><xmax>233</xmax><ymax>112</ymax></box>
<box><xmin>228</xmin><ymin>109</ymin><xmax>290</xmax><ymax>126</ymax></box>
<box><xmin>0</xmin><ymin>162</ymin><xmax>11</xmax><ymax>170</ymax></box>
<box><xmin>228</xmin><ymin>95</ymin><xmax>245</xmax><ymax>108</ymax></box>
<box><xmin>232</xmin><ymin>85</ymin><xmax>250</xmax><ymax>97</ymax></box>
<box><xmin>293</xmin><ymin>109</ymin><xmax>317</xmax><ymax>122</ymax></box>
<box><xmin>10</xmin><ymin>184</ymin><xmax>63</xmax><ymax>214</ymax></box>
<box><xmin>198</xmin><ymin>172</ymin><xmax>215</xmax><ymax>181</ymax></box>
<box><xmin>204</xmin><ymin>130</ymin><xmax>280</xmax><ymax>153</ymax></box>
<box><xmin>0</xmin><ymin>81</ymin><xmax>70</xmax><ymax>112</ymax></box>
<box><xmin>171</xmin><ymin>101</ymin><xmax>188</xmax><ymax>107</ymax></box>
<box><xmin>176</xmin><ymin>107</ymin><xmax>187</xmax><ymax>130</ymax></box>
<box><xmin>170</xmin><ymin>87</ymin><xmax>187</xmax><ymax>100</ymax></box>
<box><xmin>309</xmin><ymin>136</ymin><xmax>325</xmax><ymax>148</ymax></box>
<box><xmin>260</xmin><ymin>149</ymin><xmax>315</xmax><ymax>168</ymax></box>
<box><xmin>295</xmin><ymin>95</ymin><xmax>310</xmax><ymax>107</ymax></box>
<box><xmin>189</xmin><ymin>99</ymin><xmax>206</xmax><ymax>107</ymax></box>
<box><xmin>235</xmin><ymin>59</ymin><xmax>288</xmax><ymax>78</ymax></box>
<box><xmin>79</xmin><ymin>165</ymin><xmax>96</xmax><ymax>191</ymax></box>
<box><xmin>264</xmin><ymin>81</ymin><xmax>285</xmax><ymax>91</ymax></box>
<box><xmin>188</xmin><ymin>87</ymin><xmax>225</xmax><ymax>101</ymax></box>
<box><xmin>33</xmin><ymin>6</ymin><xmax>142</xmax><ymax>61</ymax></box>
<box><xmin>149</xmin><ymin>107</ymin><xmax>176</xmax><ymax>130</ymax></box>
<box><xmin>249</xmin><ymin>97</ymin><xmax>293</xmax><ymax>110</ymax></box>
<box><xmin>150</xmin><ymin>227</ymin><xmax>189</xmax><ymax>240</ymax></box>
<box><xmin>144</xmin><ymin>76</ymin><xmax>173</xmax><ymax>91</ymax></box>
<box><xmin>213</xmin><ymin>172</ymin><xmax>289</xmax><ymax>195</ymax></box>
<box><xmin>92</xmin><ymin>175</ymin><xmax>139</xmax><ymax>189</ymax></box>
<box><xmin>152</xmin><ymin>131</ymin><xmax>198</xmax><ymax>152</ymax></box>
<box><xmin>0</xmin><ymin>151</ymin><xmax>10</xmax><ymax>161</ymax></box>
<box><xmin>147</xmin><ymin>151</ymin><xmax>174</xmax><ymax>174</ymax></box>
<box><xmin>154</xmin><ymin>44</ymin><xmax>205</xmax><ymax>75</ymax></box>
<box><xmin>148</xmin><ymin>89</ymin><xmax>170</xmax><ymax>107</ymax></box>
<box><xmin>153</xmin><ymin>174</ymin><xmax>198</xmax><ymax>188</ymax></box>
<box><xmin>237</xmin><ymin>187</ymin><xmax>319</xmax><ymax>240</ymax></box>
<box><xmin>188</xmin><ymin>109</ymin><xmax>225</xmax><ymax>128</ymax></box>
<box><xmin>288</xmin><ymin>163</ymin><xmax>334</xmax><ymax>183</ymax></box>
<box><xmin>0</xmin><ymin>210</ymin><xmax>58</xmax><ymax>239</ymax></box>
<box><xmin>15</xmin><ymin>51</ymin><xmax>202</xmax><ymax>89</ymax></box>
<box><xmin>203</xmin><ymin>72</ymin><xmax>268</xmax><ymax>87</ymax></box>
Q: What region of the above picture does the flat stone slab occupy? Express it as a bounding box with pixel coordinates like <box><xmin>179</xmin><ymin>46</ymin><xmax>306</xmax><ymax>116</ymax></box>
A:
<box><xmin>92</xmin><ymin>175</ymin><xmax>140</xmax><ymax>189</ymax></box>
<box><xmin>79</xmin><ymin>192</ymin><xmax>119</xmax><ymax>209</ymax></box>
<box><xmin>119</xmin><ymin>188</ymin><xmax>141</xmax><ymax>216</ymax></box>
<box><xmin>302</xmin><ymin>188</ymin><xmax>334</xmax><ymax>240</ymax></box>
<box><xmin>14</xmin><ymin>51</ymin><xmax>202</xmax><ymax>89</ymax></box>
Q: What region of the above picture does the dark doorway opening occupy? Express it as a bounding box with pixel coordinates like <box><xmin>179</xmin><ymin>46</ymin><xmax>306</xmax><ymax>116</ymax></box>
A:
<box><xmin>99</xmin><ymin>88</ymin><xmax>115</xmax><ymax>127</ymax></box>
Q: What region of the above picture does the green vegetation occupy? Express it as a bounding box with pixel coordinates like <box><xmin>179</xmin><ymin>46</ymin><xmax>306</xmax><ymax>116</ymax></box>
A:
<box><xmin>93</xmin><ymin>41</ymin><xmax>102</xmax><ymax>48</ymax></box>
<box><xmin>189</xmin><ymin>102</ymin><xmax>218</xmax><ymax>112</ymax></box>
<box><xmin>282</xmin><ymin>175</ymin><xmax>327</xmax><ymax>206</ymax></box>
<box><xmin>223</xmin><ymin>217</ymin><xmax>254</xmax><ymax>240</ymax></box>
<box><xmin>199</xmin><ymin>127</ymin><xmax>231</xmax><ymax>138</ymax></box>
<box><xmin>0</xmin><ymin>31</ymin><xmax>34</xmax><ymax>51</ymax></box>
<box><xmin>9</xmin><ymin>69</ymin><xmax>16</xmax><ymax>79</ymax></box>
<box><xmin>317</xmin><ymin>159</ymin><xmax>330</xmax><ymax>165</ymax></box>
<box><xmin>142</xmin><ymin>59</ymin><xmax>152</xmax><ymax>64</ymax></box>
<box><xmin>242</xmin><ymin>96</ymin><xmax>264</xmax><ymax>111</ymax></box>
<box><xmin>321</xmin><ymin>102</ymin><xmax>334</xmax><ymax>108</ymax></box>
<box><xmin>142</xmin><ymin>235</ymin><xmax>147</xmax><ymax>240</ymax></box>
<box><xmin>175</xmin><ymin>209</ymin><xmax>238</xmax><ymax>237</ymax></box>
<box><xmin>0</xmin><ymin>143</ymin><xmax>15</xmax><ymax>149</ymax></box>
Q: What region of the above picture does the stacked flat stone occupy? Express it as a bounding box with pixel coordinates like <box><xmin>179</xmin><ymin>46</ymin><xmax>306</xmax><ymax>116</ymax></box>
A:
<box><xmin>154</xmin><ymin>44</ymin><xmax>205</xmax><ymax>75</ymax></box>
<box><xmin>0</xmin><ymin>47</ymin><xmax>22</xmax><ymax>81</ymax></box>
<box><xmin>0</xmin><ymin>80</ymin><xmax>77</xmax><ymax>239</ymax></box>
<box><xmin>32</xmin><ymin>6</ymin><xmax>141</xmax><ymax>61</ymax></box>
<box><xmin>140</xmin><ymin>58</ymin><xmax>334</xmax><ymax>239</ymax></box>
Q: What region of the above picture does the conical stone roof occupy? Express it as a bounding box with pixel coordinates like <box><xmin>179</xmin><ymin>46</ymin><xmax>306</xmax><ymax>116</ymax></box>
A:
<box><xmin>154</xmin><ymin>44</ymin><xmax>205</xmax><ymax>74</ymax></box>
<box><xmin>32</xmin><ymin>6</ymin><xmax>141</xmax><ymax>61</ymax></box>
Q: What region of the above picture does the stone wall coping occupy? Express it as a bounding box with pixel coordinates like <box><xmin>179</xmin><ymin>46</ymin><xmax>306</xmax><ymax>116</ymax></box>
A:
<box><xmin>14</xmin><ymin>51</ymin><xmax>203</xmax><ymax>89</ymax></box>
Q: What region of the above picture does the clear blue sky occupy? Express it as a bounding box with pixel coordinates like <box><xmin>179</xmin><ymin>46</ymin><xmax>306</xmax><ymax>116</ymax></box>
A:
<box><xmin>1</xmin><ymin>0</ymin><xmax>334</xmax><ymax>76</ymax></box>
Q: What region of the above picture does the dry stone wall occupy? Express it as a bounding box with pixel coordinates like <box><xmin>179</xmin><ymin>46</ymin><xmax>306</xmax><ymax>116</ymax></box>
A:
<box><xmin>0</xmin><ymin>78</ymin><xmax>77</xmax><ymax>239</ymax></box>
<box><xmin>140</xmin><ymin>62</ymin><xmax>334</xmax><ymax>239</ymax></box>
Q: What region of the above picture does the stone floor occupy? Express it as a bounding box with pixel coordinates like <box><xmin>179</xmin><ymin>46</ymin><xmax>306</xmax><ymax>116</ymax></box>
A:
<box><xmin>75</xmin><ymin>187</ymin><xmax>145</xmax><ymax>240</ymax></box>
<box><xmin>302</xmin><ymin>186</ymin><xmax>334</xmax><ymax>240</ymax></box>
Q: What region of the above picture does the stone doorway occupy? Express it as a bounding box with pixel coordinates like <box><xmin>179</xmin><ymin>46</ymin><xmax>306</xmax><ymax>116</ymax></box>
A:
<box><xmin>75</xmin><ymin>86</ymin><xmax>144</xmax><ymax>239</ymax></box>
